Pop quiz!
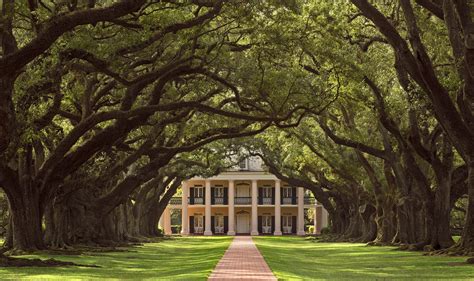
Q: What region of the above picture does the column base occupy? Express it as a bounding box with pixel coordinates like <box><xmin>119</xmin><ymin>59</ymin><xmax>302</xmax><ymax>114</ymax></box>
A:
<box><xmin>227</xmin><ymin>231</ymin><xmax>236</xmax><ymax>236</ymax></box>
<box><xmin>251</xmin><ymin>231</ymin><xmax>259</xmax><ymax>236</ymax></box>
<box><xmin>273</xmin><ymin>231</ymin><xmax>282</xmax><ymax>236</ymax></box>
<box><xmin>297</xmin><ymin>231</ymin><xmax>306</xmax><ymax>236</ymax></box>
<box><xmin>204</xmin><ymin>231</ymin><xmax>213</xmax><ymax>236</ymax></box>
<box><xmin>181</xmin><ymin>231</ymin><xmax>189</xmax><ymax>236</ymax></box>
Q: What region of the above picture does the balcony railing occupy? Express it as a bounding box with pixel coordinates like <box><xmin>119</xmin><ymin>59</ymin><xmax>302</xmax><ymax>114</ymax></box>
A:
<box><xmin>172</xmin><ymin>195</ymin><xmax>315</xmax><ymax>206</ymax></box>
<box><xmin>235</xmin><ymin>197</ymin><xmax>252</xmax><ymax>205</ymax></box>
<box><xmin>170</xmin><ymin>197</ymin><xmax>182</xmax><ymax>205</ymax></box>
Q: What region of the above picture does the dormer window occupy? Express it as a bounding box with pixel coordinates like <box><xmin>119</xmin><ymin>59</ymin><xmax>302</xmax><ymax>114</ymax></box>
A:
<box><xmin>238</xmin><ymin>159</ymin><xmax>248</xmax><ymax>170</ymax></box>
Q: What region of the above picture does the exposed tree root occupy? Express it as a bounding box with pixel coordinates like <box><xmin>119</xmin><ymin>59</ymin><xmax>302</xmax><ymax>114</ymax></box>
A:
<box><xmin>424</xmin><ymin>243</ymin><xmax>474</xmax><ymax>259</ymax></box>
<box><xmin>0</xmin><ymin>254</ymin><xmax>100</xmax><ymax>268</ymax></box>
<box><xmin>366</xmin><ymin>241</ymin><xmax>394</xmax><ymax>247</ymax></box>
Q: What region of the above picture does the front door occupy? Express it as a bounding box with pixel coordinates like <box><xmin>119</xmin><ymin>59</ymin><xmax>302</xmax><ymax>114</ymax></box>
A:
<box><xmin>236</xmin><ymin>213</ymin><xmax>250</xmax><ymax>234</ymax></box>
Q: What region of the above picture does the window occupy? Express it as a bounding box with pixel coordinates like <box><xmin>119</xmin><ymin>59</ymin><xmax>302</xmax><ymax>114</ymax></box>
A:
<box><xmin>239</xmin><ymin>159</ymin><xmax>248</xmax><ymax>170</ymax></box>
<box><xmin>215</xmin><ymin>215</ymin><xmax>224</xmax><ymax>234</ymax></box>
<box><xmin>262</xmin><ymin>215</ymin><xmax>272</xmax><ymax>234</ymax></box>
<box><xmin>214</xmin><ymin>186</ymin><xmax>224</xmax><ymax>198</ymax></box>
<box><xmin>282</xmin><ymin>215</ymin><xmax>292</xmax><ymax>234</ymax></box>
<box><xmin>262</xmin><ymin>186</ymin><xmax>272</xmax><ymax>198</ymax></box>
<box><xmin>194</xmin><ymin>215</ymin><xmax>204</xmax><ymax>234</ymax></box>
<box><xmin>282</xmin><ymin>187</ymin><xmax>292</xmax><ymax>198</ymax></box>
<box><xmin>194</xmin><ymin>186</ymin><xmax>204</xmax><ymax>198</ymax></box>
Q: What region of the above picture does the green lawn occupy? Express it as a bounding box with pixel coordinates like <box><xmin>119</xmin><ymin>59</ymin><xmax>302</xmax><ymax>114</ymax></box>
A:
<box><xmin>254</xmin><ymin>236</ymin><xmax>473</xmax><ymax>280</ymax></box>
<box><xmin>0</xmin><ymin>236</ymin><xmax>232</xmax><ymax>280</ymax></box>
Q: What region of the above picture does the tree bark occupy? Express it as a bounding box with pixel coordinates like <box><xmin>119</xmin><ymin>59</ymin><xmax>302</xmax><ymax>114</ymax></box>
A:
<box><xmin>459</xmin><ymin>163</ymin><xmax>474</xmax><ymax>253</ymax></box>
<box><xmin>8</xmin><ymin>192</ymin><xmax>44</xmax><ymax>251</ymax></box>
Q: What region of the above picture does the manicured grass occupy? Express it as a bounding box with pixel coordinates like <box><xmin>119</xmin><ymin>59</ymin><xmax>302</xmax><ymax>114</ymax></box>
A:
<box><xmin>254</xmin><ymin>236</ymin><xmax>473</xmax><ymax>280</ymax></box>
<box><xmin>0</xmin><ymin>236</ymin><xmax>232</xmax><ymax>280</ymax></box>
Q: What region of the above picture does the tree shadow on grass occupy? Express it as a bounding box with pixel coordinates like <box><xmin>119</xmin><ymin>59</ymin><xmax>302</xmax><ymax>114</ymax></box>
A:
<box><xmin>254</xmin><ymin>236</ymin><xmax>473</xmax><ymax>280</ymax></box>
<box><xmin>0</xmin><ymin>236</ymin><xmax>233</xmax><ymax>280</ymax></box>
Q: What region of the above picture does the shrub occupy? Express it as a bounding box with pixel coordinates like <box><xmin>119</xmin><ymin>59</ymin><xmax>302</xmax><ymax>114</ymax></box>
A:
<box><xmin>320</xmin><ymin>227</ymin><xmax>331</xmax><ymax>235</ymax></box>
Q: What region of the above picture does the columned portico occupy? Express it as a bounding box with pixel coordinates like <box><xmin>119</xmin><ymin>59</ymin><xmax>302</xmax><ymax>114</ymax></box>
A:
<box><xmin>181</xmin><ymin>181</ymin><xmax>189</xmax><ymax>235</ymax></box>
<box><xmin>251</xmin><ymin>179</ymin><xmax>259</xmax><ymax>235</ymax></box>
<box><xmin>204</xmin><ymin>179</ymin><xmax>212</xmax><ymax>236</ymax></box>
<box><xmin>274</xmin><ymin>179</ymin><xmax>282</xmax><ymax>235</ymax></box>
<box><xmin>297</xmin><ymin>187</ymin><xmax>305</xmax><ymax>236</ymax></box>
<box><xmin>228</xmin><ymin>180</ymin><xmax>236</xmax><ymax>235</ymax></box>
<box><xmin>161</xmin><ymin>207</ymin><xmax>172</xmax><ymax>235</ymax></box>
<box><xmin>176</xmin><ymin>160</ymin><xmax>329</xmax><ymax>237</ymax></box>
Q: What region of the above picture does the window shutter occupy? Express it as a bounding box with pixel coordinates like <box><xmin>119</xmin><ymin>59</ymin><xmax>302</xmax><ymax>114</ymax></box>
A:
<box><xmin>258</xmin><ymin>188</ymin><xmax>263</xmax><ymax>205</ymax></box>
<box><xmin>271</xmin><ymin>187</ymin><xmax>275</xmax><ymax>204</ymax></box>
<box><xmin>211</xmin><ymin>216</ymin><xmax>215</xmax><ymax>233</ymax></box>
<box><xmin>211</xmin><ymin>187</ymin><xmax>215</xmax><ymax>205</ymax></box>
<box><xmin>291</xmin><ymin>187</ymin><xmax>297</xmax><ymax>204</ymax></box>
<box><xmin>258</xmin><ymin>216</ymin><xmax>263</xmax><ymax>234</ymax></box>
<box><xmin>190</xmin><ymin>188</ymin><xmax>195</xmax><ymax>204</ymax></box>
<box><xmin>292</xmin><ymin>216</ymin><xmax>297</xmax><ymax>234</ymax></box>
<box><xmin>189</xmin><ymin>216</ymin><xmax>195</xmax><ymax>234</ymax></box>
<box><xmin>224</xmin><ymin>216</ymin><xmax>229</xmax><ymax>234</ymax></box>
<box><xmin>224</xmin><ymin>188</ymin><xmax>228</xmax><ymax>205</ymax></box>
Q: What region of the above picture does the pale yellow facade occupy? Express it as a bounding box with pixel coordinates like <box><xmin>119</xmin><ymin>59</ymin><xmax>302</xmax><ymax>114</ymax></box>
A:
<box><xmin>160</xmin><ymin>160</ymin><xmax>329</xmax><ymax>236</ymax></box>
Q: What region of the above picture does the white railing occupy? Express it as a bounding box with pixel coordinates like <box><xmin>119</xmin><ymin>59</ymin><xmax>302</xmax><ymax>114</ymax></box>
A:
<box><xmin>215</xmin><ymin>226</ymin><xmax>224</xmax><ymax>234</ymax></box>
<box><xmin>194</xmin><ymin>198</ymin><xmax>204</xmax><ymax>204</ymax></box>
<box><xmin>214</xmin><ymin>197</ymin><xmax>224</xmax><ymax>204</ymax></box>
<box><xmin>170</xmin><ymin>197</ymin><xmax>182</xmax><ymax>205</ymax></box>
<box><xmin>262</xmin><ymin>226</ymin><xmax>272</xmax><ymax>234</ymax></box>
<box><xmin>262</xmin><ymin>197</ymin><xmax>272</xmax><ymax>205</ymax></box>
<box><xmin>194</xmin><ymin>226</ymin><xmax>204</xmax><ymax>234</ymax></box>
<box><xmin>235</xmin><ymin>197</ymin><xmax>252</xmax><ymax>204</ymax></box>
<box><xmin>282</xmin><ymin>198</ymin><xmax>292</xmax><ymax>205</ymax></box>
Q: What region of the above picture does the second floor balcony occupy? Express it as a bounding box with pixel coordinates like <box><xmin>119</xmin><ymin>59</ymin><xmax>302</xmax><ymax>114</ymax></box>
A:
<box><xmin>235</xmin><ymin>197</ymin><xmax>252</xmax><ymax>205</ymax></box>
<box><xmin>176</xmin><ymin>194</ymin><xmax>314</xmax><ymax>206</ymax></box>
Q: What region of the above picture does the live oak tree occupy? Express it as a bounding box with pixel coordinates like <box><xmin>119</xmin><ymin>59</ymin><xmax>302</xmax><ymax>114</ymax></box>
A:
<box><xmin>0</xmin><ymin>0</ymin><xmax>325</xmax><ymax>253</ymax></box>
<box><xmin>0</xmin><ymin>0</ymin><xmax>472</xmax><ymax>264</ymax></box>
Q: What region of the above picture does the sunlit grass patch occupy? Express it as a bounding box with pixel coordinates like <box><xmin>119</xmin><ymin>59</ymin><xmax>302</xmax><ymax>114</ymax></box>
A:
<box><xmin>254</xmin><ymin>236</ymin><xmax>473</xmax><ymax>280</ymax></box>
<box><xmin>0</xmin><ymin>236</ymin><xmax>232</xmax><ymax>280</ymax></box>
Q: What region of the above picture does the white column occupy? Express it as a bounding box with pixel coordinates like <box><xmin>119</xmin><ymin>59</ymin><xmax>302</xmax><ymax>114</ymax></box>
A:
<box><xmin>251</xmin><ymin>179</ymin><xmax>259</xmax><ymax>235</ymax></box>
<box><xmin>228</xmin><ymin>180</ymin><xmax>236</xmax><ymax>235</ymax></box>
<box><xmin>204</xmin><ymin>179</ymin><xmax>212</xmax><ymax>235</ymax></box>
<box><xmin>315</xmin><ymin>204</ymin><xmax>323</xmax><ymax>234</ymax></box>
<box><xmin>181</xmin><ymin>181</ymin><xmax>189</xmax><ymax>235</ymax></box>
<box><xmin>274</xmin><ymin>179</ymin><xmax>282</xmax><ymax>235</ymax></box>
<box><xmin>164</xmin><ymin>207</ymin><xmax>172</xmax><ymax>235</ymax></box>
<box><xmin>322</xmin><ymin>206</ymin><xmax>329</xmax><ymax>228</ymax></box>
<box><xmin>159</xmin><ymin>213</ymin><xmax>165</xmax><ymax>231</ymax></box>
<box><xmin>297</xmin><ymin>187</ymin><xmax>305</xmax><ymax>236</ymax></box>
<box><xmin>313</xmin><ymin>202</ymin><xmax>318</xmax><ymax>235</ymax></box>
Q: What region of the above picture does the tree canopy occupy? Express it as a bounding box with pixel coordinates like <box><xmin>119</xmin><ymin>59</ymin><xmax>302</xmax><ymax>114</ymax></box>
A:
<box><xmin>0</xmin><ymin>0</ymin><xmax>473</xmax><ymax>261</ymax></box>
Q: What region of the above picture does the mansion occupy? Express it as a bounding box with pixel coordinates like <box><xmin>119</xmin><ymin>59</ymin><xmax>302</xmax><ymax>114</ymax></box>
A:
<box><xmin>160</xmin><ymin>157</ymin><xmax>328</xmax><ymax>236</ymax></box>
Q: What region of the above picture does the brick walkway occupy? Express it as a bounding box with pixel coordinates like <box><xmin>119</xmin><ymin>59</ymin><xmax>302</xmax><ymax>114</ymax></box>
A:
<box><xmin>208</xmin><ymin>236</ymin><xmax>277</xmax><ymax>281</ymax></box>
